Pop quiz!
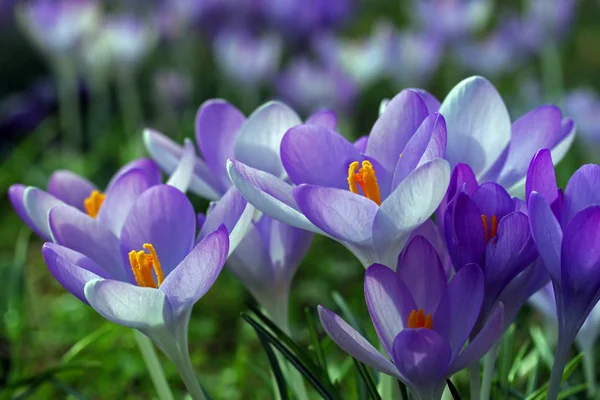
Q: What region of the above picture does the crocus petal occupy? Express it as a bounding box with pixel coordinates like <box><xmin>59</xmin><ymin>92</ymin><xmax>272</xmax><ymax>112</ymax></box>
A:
<box><xmin>446</xmin><ymin>264</ymin><xmax>485</xmax><ymax>357</ymax></box>
<box><xmin>97</xmin><ymin>169</ymin><xmax>157</xmax><ymax>236</ymax></box>
<box><xmin>233</xmin><ymin>101</ymin><xmax>302</xmax><ymax>177</ymax></box>
<box><xmin>294</xmin><ymin>185</ymin><xmax>377</xmax><ymax>245</ymax></box>
<box><xmin>42</xmin><ymin>243</ymin><xmax>110</xmax><ymax>304</ymax></box>
<box><xmin>408</xmin><ymin>219</ymin><xmax>453</xmax><ymax>276</ymax></box>
<box><xmin>526</xmin><ymin>149</ymin><xmax>558</xmax><ymax>204</ymax></box>
<box><xmin>106</xmin><ymin>158</ymin><xmax>162</xmax><ymax>191</ymax></box>
<box><xmin>365</xmin><ymin>89</ymin><xmax>429</xmax><ymax>174</ymax></box>
<box><xmin>227</xmin><ymin>221</ymin><xmax>274</xmax><ymax>291</ymax></box>
<box><xmin>318</xmin><ymin>305</ymin><xmax>401</xmax><ymax>378</ymax></box>
<box><xmin>448</xmin><ymin>302</ymin><xmax>504</xmax><ymax>374</ymax></box>
<box><xmin>353</xmin><ymin>136</ymin><xmax>368</xmax><ymax>152</ymax></box>
<box><xmin>143</xmin><ymin>129</ymin><xmax>221</xmax><ymax>200</ymax></box>
<box><xmin>160</xmin><ymin>226</ymin><xmax>228</xmax><ymax>316</ymax></box>
<box><xmin>391</xmin><ymin>329</ymin><xmax>451</xmax><ymax>392</ymax></box>
<box><xmin>563</xmin><ymin>164</ymin><xmax>600</xmax><ymax>225</ymax></box>
<box><xmin>440</xmin><ymin>76</ymin><xmax>511</xmax><ymax>177</ymax></box>
<box><xmin>227</xmin><ymin>160</ymin><xmax>324</xmax><ymax>234</ymax></box>
<box><xmin>120</xmin><ymin>185</ymin><xmax>196</xmax><ymax>276</ymax></box>
<box><xmin>166</xmin><ymin>139</ymin><xmax>196</xmax><ymax>192</ymax></box>
<box><xmin>49</xmin><ymin>205</ymin><xmax>127</xmax><ymax>282</ymax></box>
<box><xmin>528</xmin><ymin>192</ymin><xmax>562</xmax><ymax>282</ymax></box>
<box><xmin>24</xmin><ymin>187</ymin><xmax>63</xmax><ymax>240</ymax></box>
<box><xmin>85</xmin><ymin>279</ymin><xmax>173</xmax><ymax>330</ymax></box>
<box><xmin>446</xmin><ymin>193</ymin><xmax>485</xmax><ymax>269</ymax></box>
<box><xmin>9</xmin><ymin>185</ymin><xmax>47</xmax><ymax>239</ymax></box>
<box><xmin>281</xmin><ymin>124</ymin><xmax>361</xmax><ymax>188</ymax></box>
<box><xmin>550</xmin><ymin>118</ymin><xmax>576</xmax><ymax>165</ymax></box>
<box><xmin>436</xmin><ymin>162</ymin><xmax>478</xmax><ymax>231</ymax></box>
<box><xmin>496</xmin><ymin>105</ymin><xmax>563</xmax><ymax>188</ymax></box>
<box><xmin>268</xmin><ymin>219</ymin><xmax>313</xmax><ymax>278</ymax></box>
<box><xmin>47</xmin><ymin>171</ymin><xmax>96</xmax><ymax>211</ymax></box>
<box><xmin>196</xmin><ymin>99</ymin><xmax>246</xmax><ymax>189</ymax></box>
<box><xmin>398</xmin><ymin>236</ymin><xmax>447</xmax><ymax>316</ymax></box>
<box><xmin>373</xmin><ymin>159</ymin><xmax>451</xmax><ymax>267</ymax></box>
<box><xmin>411</xmin><ymin>88</ymin><xmax>441</xmax><ymax>112</ymax></box>
<box><xmin>365</xmin><ymin>264</ymin><xmax>416</xmax><ymax>355</ymax></box>
<box><xmin>392</xmin><ymin>113</ymin><xmax>447</xmax><ymax>188</ymax></box>
<box><xmin>306</xmin><ymin>108</ymin><xmax>337</xmax><ymax>130</ymax></box>
<box><xmin>470</xmin><ymin>182</ymin><xmax>513</xmax><ymax>219</ymax></box>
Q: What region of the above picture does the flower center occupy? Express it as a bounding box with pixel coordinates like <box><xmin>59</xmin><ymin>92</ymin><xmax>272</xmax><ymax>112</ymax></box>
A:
<box><xmin>481</xmin><ymin>214</ymin><xmax>498</xmax><ymax>245</ymax></box>
<box><xmin>84</xmin><ymin>190</ymin><xmax>106</xmax><ymax>219</ymax></box>
<box><xmin>347</xmin><ymin>160</ymin><xmax>381</xmax><ymax>205</ymax></box>
<box><xmin>407</xmin><ymin>309</ymin><xmax>433</xmax><ymax>329</ymax></box>
<box><xmin>129</xmin><ymin>244</ymin><xmax>165</xmax><ymax>288</ymax></box>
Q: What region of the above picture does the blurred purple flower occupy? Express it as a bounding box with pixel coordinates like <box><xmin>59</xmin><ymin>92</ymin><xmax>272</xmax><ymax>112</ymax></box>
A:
<box><xmin>390</xmin><ymin>30</ymin><xmax>443</xmax><ymax>87</ymax></box>
<box><xmin>94</xmin><ymin>15</ymin><xmax>157</xmax><ymax>67</ymax></box>
<box><xmin>414</xmin><ymin>0</ymin><xmax>492</xmax><ymax>42</ymax></box>
<box><xmin>153</xmin><ymin>69</ymin><xmax>193</xmax><ymax>111</ymax></box>
<box><xmin>515</xmin><ymin>0</ymin><xmax>575</xmax><ymax>53</ymax></box>
<box><xmin>319</xmin><ymin>238</ymin><xmax>503</xmax><ymax>400</ymax></box>
<box><xmin>527</xmin><ymin>149</ymin><xmax>600</xmax><ymax>399</ymax></box>
<box><xmin>563</xmin><ymin>89</ymin><xmax>600</xmax><ymax>145</ymax></box>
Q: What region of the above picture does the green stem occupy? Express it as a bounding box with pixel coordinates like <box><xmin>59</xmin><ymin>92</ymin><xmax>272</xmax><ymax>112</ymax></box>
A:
<box><xmin>170</xmin><ymin>347</ymin><xmax>207</xmax><ymax>400</ymax></box>
<box><xmin>547</xmin><ymin>341</ymin><xmax>572</xmax><ymax>400</ymax></box>
<box><xmin>541</xmin><ymin>44</ymin><xmax>564</xmax><ymax>104</ymax></box>
<box><xmin>115</xmin><ymin>67</ymin><xmax>143</xmax><ymax>156</ymax></box>
<box><xmin>86</xmin><ymin>71</ymin><xmax>111</xmax><ymax>147</ymax></box>
<box><xmin>583</xmin><ymin>346</ymin><xmax>596</xmax><ymax>398</ymax></box>
<box><xmin>481</xmin><ymin>341</ymin><xmax>500</xmax><ymax>400</ymax></box>
<box><xmin>380</xmin><ymin>373</ymin><xmax>401</xmax><ymax>400</ymax></box>
<box><xmin>53</xmin><ymin>56</ymin><xmax>82</xmax><ymax>152</ymax></box>
<box><xmin>133</xmin><ymin>331</ymin><xmax>175</xmax><ymax>400</ymax></box>
<box><xmin>469</xmin><ymin>365</ymin><xmax>481</xmax><ymax>400</ymax></box>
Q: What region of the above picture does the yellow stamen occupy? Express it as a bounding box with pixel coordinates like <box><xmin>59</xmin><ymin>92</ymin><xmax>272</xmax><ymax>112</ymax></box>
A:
<box><xmin>481</xmin><ymin>215</ymin><xmax>499</xmax><ymax>245</ymax></box>
<box><xmin>407</xmin><ymin>309</ymin><xmax>433</xmax><ymax>330</ymax></box>
<box><xmin>128</xmin><ymin>244</ymin><xmax>164</xmax><ymax>288</ymax></box>
<box><xmin>347</xmin><ymin>160</ymin><xmax>381</xmax><ymax>205</ymax></box>
<box><xmin>84</xmin><ymin>190</ymin><xmax>105</xmax><ymax>218</ymax></box>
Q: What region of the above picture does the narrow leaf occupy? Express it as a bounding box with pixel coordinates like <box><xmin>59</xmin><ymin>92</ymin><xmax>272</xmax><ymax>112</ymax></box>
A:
<box><xmin>447</xmin><ymin>378</ymin><xmax>462</xmax><ymax>400</ymax></box>
<box><xmin>353</xmin><ymin>359</ymin><xmax>382</xmax><ymax>400</ymax></box>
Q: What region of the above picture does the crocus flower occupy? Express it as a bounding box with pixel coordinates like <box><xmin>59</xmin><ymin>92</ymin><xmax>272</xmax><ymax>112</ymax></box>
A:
<box><xmin>438</xmin><ymin>76</ymin><xmax>574</xmax><ymax>193</ymax></box>
<box><xmin>389</xmin><ymin>30</ymin><xmax>443</xmax><ymax>88</ymax></box>
<box><xmin>563</xmin><ymin>89</ymin><xmax>600</xmax><ymax>146</ymax></box>
<box><xmin>527</xmin><ymin>149</ymin><xmax>600</xmax><ymax>399</ymax></box>
<box><xmin>42</xmin><ymin>185</ymin><xmax>229</xmax><ymax>398</ymax></box>
<box><xmin>228</xmin><ymin>89</ymin><xmax>451</xmax><ymax>267</ymax></box>
<box><xmin>438</xmin><ymin>162</ymin><xmax>541</xmax><ymax>333</ymax></box>
<box><xmin>318</xmin><ymin>236</ymin><xmax>504</xmax><ymax>400</ymax></box>
<box><xmin>9</xmin><ymin>142</ymin><xmax>195</xmax><ymax>241</ymax></box>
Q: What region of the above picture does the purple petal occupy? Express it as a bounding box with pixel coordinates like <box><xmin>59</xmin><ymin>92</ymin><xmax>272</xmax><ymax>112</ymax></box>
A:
<box><xmin>497</xmin><ymin>105</ymin><xmax>563</xmax><ymax>188</ymax></box>
<box><xmin>440</xmin><ymin>76</ymin><xmax>511</xmax><ymax>177</ymax></box>
<box><xmin>398</xmin><ymin>236</ymin><xmax>447</xmax><ymax>316</ymax></box>
<box><xmin>526</xmin><ymin>149</ymin><xmax>558</xmax><ymax>204</ymax></box>
<box><xmin>195</xmin><ymin>99</ymin><xmax>246</xmax><ymax>190</ymax></box>
<box><xmin>445</xmin><ymin>193</ymin><xmax>485</xmax><ymax>269</ymax></box>
<box><xmin>49</xmin><ymin>205</ymin><xmax>127</xmax><ymax>282</ymax></box>
<box><xmin>373</xmin><ymin>159</ymin><xmax>451</xmax><ymax>266</ymax></box>
<box><xmin>470</xmin><ymin>182</ymin><xmax>514</xmax><ymax>219</ymax></box>
<box><xmin>47</xmin><ymin>171</ymin><xmax>97</xmax><ymax>211</ymax></box>
<box><xmin>97</xmin><ymin>168</ymin><xmax>157</xmax><ymax>237</ymax></box>
<box><xmin>306</xmin><ymin>108</ymin><xmax>337</xmax><ymax>130</ymax></box>
<box><xmin>528</xmin><ymin>192</ymin><xmax>562</xmax><ymax>282</ymax></box>
<box><xmin>23</xmin><ymin>187</ymin><xmax>64</xmax><ymax>240</ymax></box>
<box><xmin>408</xmin><ymin>219</ymin><xmax>452</xmax><ymax>276</ymax></box>
<box><xmin>160</xmin><ymin>226</ymin><xmax>228</xmax><ymax>316</ymax></box>
<box><xmin>391</xmin><ymin>329</ymin><xmax>451</xmax><ymax>391</ymax></box>
<box><xmin>42</xmin><ymin>243</ymin><xmax>110</xmax><ymax>304</ymax></box>
<box><xmin>293</xmin><ymin>185</ymin><xmax>377</xmax><ymax>245</ymax></box>
<box><xmin>365</xmin><ymin>264</ymin><xmax>416</xmax><ymax>355</ymax></box>
<box><xmin>411</xmin><ymin>88</ymin><xmax>441</xmax><ymax>113</ymax></box>
<box><xmin>365</xmin><ymin>90</ymin><xmax>429</xmax><ymax>174</ymax></box>
<box><xmin>448</xmin><ymin>302</ymin><xmax>504</xmax><ymax>374</ymax></box>
<box><xmin>9</xmin><ymin>185</ymin><xmax>47</xmax><ymax>239</ymax></box>
<box><xmin>446</xmin><ymin>264</ymin><xmax>484</xmax><ymax>357</ymax></box>
<box><xmin>233</xmin><ymin>101</ymin><xmax>302</xmax><ymax>177</ymax></box>
<box><xmin>318</xmin><ymin>305</ymin><xmax>401</xmax><ymax>377</ymax></box>
<box><xmin>281</xmin><ymin>124</ymin><xmax>361</xmax><ymax>188</ymax></box>
<box><xmin>85</xmin><ymin>279</ymin><xmax>173</xmax><ymax>330</ymax></box>
<box><xmin>166</xmin><ymin>139</ymin><xmax>196</xmax><ymax>192</ymax></box>
<box><xmin>550</xmin><ymin>118</ymin><xmax>576</xmax><ymax>165</ymax></box>
<box><xmin>563</xmin><ymin>164</ymin><xmax>600</xmax><ymax>225</ymax></box>
<box><xmin>353</xmin><ymin>136</ymin><xmax>368</xmax><ymax>153</ymax></box>
<box><xmin>436</xmin><ymin>163</ymin><xmax>478</xmax><ymax>232</ymax></box>
<box><xmin>120</xmin><ymin>185</ymin><xmax>196</xmax><ymax>277</ymax></box>
<box><xmin>392</xmin><ymin>113</ymin><xmax>447</xmax><ymax>188</ymax></box>
<box><xmin>268</xmin><ymin>219</ymin><xmax>313</xmax><ymax>280</ymax></box>
<box><xmin>106</xmin><ymin>158</ymin><xmax>162</xmax><ymax>191</ymax></box>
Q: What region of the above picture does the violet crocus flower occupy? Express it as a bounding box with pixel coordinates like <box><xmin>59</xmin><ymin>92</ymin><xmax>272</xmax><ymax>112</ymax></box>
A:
<box><xmin>563</xmin><ymin>89</ymin><xmax>600</xmax><ymax>146</ymax></box>
<box><xmin>9</xmin><ymin>142</ymin><xmax>195</xmax><ymax>242</ymax></box>
<box><xmin>527</xmin><ymin>149</ymin><xmax>600</xmax><ymax>399</ymax></box>
<box><xmin>228</xmin><ymin>89</ymin><xmax>451</xmax><ymax>268</ymax></box>
<box><xmin>319</xmin><ymin>236</ymin><xmax>504</xmax><ymax>400</ymax></box>
<box><xmin>438</xmin><ymin>163</ymin><xmax>542</xmax><ymax>333</ymax></box>
<box><xmin>42</xmin><ymin>185</ymin><xmax>229</xmax><ymax>399</ymax></box>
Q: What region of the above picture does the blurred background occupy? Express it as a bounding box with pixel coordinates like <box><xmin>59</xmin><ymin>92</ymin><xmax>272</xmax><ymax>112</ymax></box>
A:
<box><xmin>0</xmin><ymin>0</ymin><xmax>599</xmax><ymax>398</ymax></box>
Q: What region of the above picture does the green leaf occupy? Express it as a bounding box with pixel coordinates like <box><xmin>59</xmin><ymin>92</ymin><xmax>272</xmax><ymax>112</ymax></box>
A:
<box><xmin>252</xmin><ymin>326</ymin><xmax>289</xmax><ymax>400</ymax></box>
<box><xmin>529</xmin><ymin>326</ymin><xmax>554</xmax><ymax>370</ymax></box>
<box><xmin>508</xmin><ymin>340</ymin><xmax>530</xmax><ymax>384</ymax></box>
<box><xmin>60</xmin><ymin>323</ymin><xmax>115</xmax><ymax>364</ymax></box>
<box><xmin>447</xmin><ymin>378</ymin><xmax>462</xmax><ymax>400</ymax></box>
<box><xmin>305</xmin><ymin>307</ymin><xmax>328</xmax><ymax>375</ymax></box>
<box><xmin>352</xmin><ymin>359</ymin><xmax>381</xmax><ymax>400</ymax></box>
<box><xmin>557</xmin><ymin>383</ymin><xmax>587</xmax><ymax>399</ymax></box>
<box><xmin>562</xmin><ymin>352</ymin><xmax>584</xmax><ymax>383</ymax></box>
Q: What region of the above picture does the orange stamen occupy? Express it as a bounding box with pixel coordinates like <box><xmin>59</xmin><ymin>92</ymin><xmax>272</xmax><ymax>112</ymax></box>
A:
<box><xmin>84</xmin><ymin>190</ymin><xmax>105</xmax><ymax>218</ymax></box>
<box><xmin>128</xmin><ymin>244</ymin><xmax>164</xmax><ymax>288</ymax></box>
<box><xmin>347</xmin><ymin>160</ymin><xmax>381</xmax><ymax>205</ymax></box>
<box><xmin>407</xmin><ymin>309</ymin><xmax>433</xmax><ymax>330</ymax></box>
<box><xmin>481</xmin><ymin>214</ymin><xmax>499</xmax><ymax>244</ymax></box>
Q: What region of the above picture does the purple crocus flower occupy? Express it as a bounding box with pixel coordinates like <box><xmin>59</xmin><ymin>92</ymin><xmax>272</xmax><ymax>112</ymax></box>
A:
<box><xmin>42</xmin><ymin>185</ymin><xmax>229</xmax><ymax>398</ymax></box>
<box><xmin>228</xmin><ymin>89</ymin><xmax>451</xmax><ymax>267</ymax></box>
<box><xmin>563</xmin><ymin>89</ymin><xmax>600</xmax><ymax>146</ymax></box>
<box><xmin>438</xmin><ymin>76</ymin><xmax>574</xmax><ymax>193</ymax></box>
<box><xmin>9</xmin><ymin>143</ymin><xmax>195</xmax><ymax>242</ymax></box>
<box><xmin>389</xmin><ymin>30</ymin><xmax>443</xmax><ymax>88</ymax></box>
<box><xmin>438</xmin><ymin>163</ymin><xmax>542</xmax><ymax>333</ymax></box>
<box><xmin>318</xmin><ymin>236</ymin><xmax>504</xmax><ymax>400</ymax></box>
<box><xmin>527</xmin><ymin>149</ymin><xmax>600</xmax><ymax>399</ymax></box>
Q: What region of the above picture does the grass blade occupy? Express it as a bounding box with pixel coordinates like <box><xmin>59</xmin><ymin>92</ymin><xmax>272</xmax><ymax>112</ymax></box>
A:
<box><xmin>252</xmin><ymin>327</ymin><xmax>289</xmax><ymax>400</ymax></box>
<box><xmin>305</xmin><ymin>307</ymin><xmax>328</xmax><ymax>374</ymax></box>
<box><xmin>353</xmin><ymin>359</ymin><xmax>381</xmax><ymax>400</ymax></box>
<box><xmin>447</xmin><ymin>378</ymin><xmax>462</xmax><ymax>400</ymax></box>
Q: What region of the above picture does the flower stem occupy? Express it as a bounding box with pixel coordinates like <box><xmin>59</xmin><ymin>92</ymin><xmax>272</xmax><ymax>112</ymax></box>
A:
<box><xmin>481</xmin><ymin>341</ymin><xmax>500</xmax><ymax>400</ymax></box>
<box><xmin>380</xmin><ymin>373</ymin><xmax>401</xmax><ymax>400</ymax></box>
<box><xmin>469</xmin><ymin>365</ymin><xmax>481</xmax><ymax>400</ymax></box>
<box><xmin>171</xmin><ymin>348</ymin><xmax>207</xmax><ymax>400</ymax></box>
<box><xmin>583</xmin><ymin>347</ymin><xmax>597</xmax><ymax>398</ymax></box>
<box><xmin>133</xmin><ymin>330</ymin><xmax>175</xmax><ymax>400</ymax></box>
<box><xmin>53</xmin><ymin>56</ymin><xmax>82</xmax><ymax>152</ymax></box>
<box><xmin>547</xmin><ymin>341</ymin><xmax>572</xmax><ymax>400</ymax></box>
